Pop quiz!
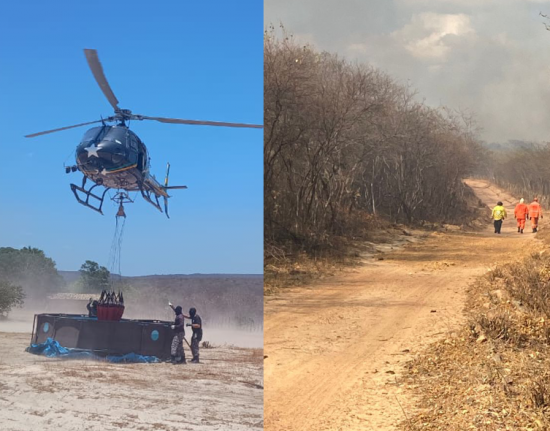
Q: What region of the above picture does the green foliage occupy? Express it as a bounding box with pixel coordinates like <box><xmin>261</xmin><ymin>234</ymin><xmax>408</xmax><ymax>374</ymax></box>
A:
<box><xmin>0</xmin><ymin>280</ymin><xmax>25</xmax><ymax>316</ymax></box>
<box><xmin>79</xmin><ymin>260</ymin><xmax>110</xmax><ymax>292</ymax></box>
<box><xmin>0</xmin><ymin>247</ymin><xmax>64</xmax><ymax>296</ymax></box>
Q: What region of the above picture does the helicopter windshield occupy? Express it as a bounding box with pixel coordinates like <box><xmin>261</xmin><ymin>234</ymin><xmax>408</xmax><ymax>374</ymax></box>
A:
<box><xmin>103</xmin><ymin>126</ymin><xmax>128</xmax><ymax>145</ymax></box>
<box><xmin>81</xmin><ymin>126</ymin><xmax>108</xmax><ymax>144</ymax></box>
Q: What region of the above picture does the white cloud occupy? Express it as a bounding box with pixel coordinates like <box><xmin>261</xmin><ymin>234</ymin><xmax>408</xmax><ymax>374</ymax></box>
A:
<box><xmin>393</xmin><ymin>13</ymin><xmax>475</xmax><ymax>60</ymax></box>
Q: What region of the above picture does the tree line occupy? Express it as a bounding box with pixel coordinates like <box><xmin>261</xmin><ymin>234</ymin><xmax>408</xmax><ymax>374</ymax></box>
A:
<box><xmin>264</xmin><ymin>27</ymin><xmax>482</xmax><ymax>256</ymax></box>
<box><xmin>485</xmin><ymin>143</ymin><xmax>550</xmax><ymax>207</ymax></box>
<box><xmin>0</xmin><ymin>246</ymin><xmax>113</xmax><ymax>317</ymax></box>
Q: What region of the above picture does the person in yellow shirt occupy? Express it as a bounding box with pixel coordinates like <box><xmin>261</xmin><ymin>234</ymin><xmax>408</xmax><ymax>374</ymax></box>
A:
<box><xmin>491</xmin><ymin>201</ymin><xmax>507</xmax><ymax>234</ymax></box>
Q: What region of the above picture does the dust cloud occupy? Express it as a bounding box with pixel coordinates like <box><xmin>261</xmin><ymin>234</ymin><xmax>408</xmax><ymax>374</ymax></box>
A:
<box><xmin>1</xmin><ymin>290</ymin><xmax>263</xmax><ymax>349</ymax></box>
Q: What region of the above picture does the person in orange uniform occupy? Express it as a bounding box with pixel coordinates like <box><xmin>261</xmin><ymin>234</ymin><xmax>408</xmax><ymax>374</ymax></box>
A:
<box><xmin>514</xmin><ymin>198</ymin><xmax>529</xmax><ymax>234</ymax></box>
<box><xmin>529</xmin><ymin>197</ymin><xmax>543</xmax><ymax>233</ymax></box>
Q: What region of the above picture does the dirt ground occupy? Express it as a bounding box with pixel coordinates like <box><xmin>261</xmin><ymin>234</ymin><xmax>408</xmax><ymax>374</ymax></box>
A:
<box><xmin>0</xmin><ymin>329</ymin><xmax>263</xmax><ymax>431</ymax></box>
<box><xmin>264</xmin><ymin>179</ymin><xmax>533</xmax><ymax>430</ymax></box>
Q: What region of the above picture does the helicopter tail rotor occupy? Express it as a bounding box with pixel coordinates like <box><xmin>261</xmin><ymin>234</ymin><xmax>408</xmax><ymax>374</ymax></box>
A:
<box><xmin>162</xmin><ymin>162</ymin><xmax>188</xmax><ymax>191</ymax></box>
<box><xmin>163</xmin><ymin>163</ymin><xmax>171</xmax><ymax>218</ymax></box>
<box><xmin>164</xmin><ymin>162</ymin><xmax>171</xmax><ymax>188</ymax></box>
<box><xmin>160</xmin><ymin>162</ymin><xmax>188</xmax><ymax>218</ymax></box>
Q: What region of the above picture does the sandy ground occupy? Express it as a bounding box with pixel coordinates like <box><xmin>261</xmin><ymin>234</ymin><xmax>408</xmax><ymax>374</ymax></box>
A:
<box><xmin>0</xmin><ymin>326</ymin><xmax>263</xmax><ymax>430</ymax></box>
<box><xmin>264</xmin><ymin>179</ymin><xmax>533</xmax><ymax>430</ymax></box>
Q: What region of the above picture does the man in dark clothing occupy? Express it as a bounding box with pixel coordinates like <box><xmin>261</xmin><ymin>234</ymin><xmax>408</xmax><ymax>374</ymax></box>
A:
<box><xmin>186</xmin><ymin>307</ymin><xmax>202</xmax><ymax>363</ymax></box>
<box><xmin>86</xmin><ymin>298</ymin><xmax>98</xmax><ymax>318</ymax></box>
<box><xmin>169</xmin><ymin>303</ymin><xmax>186</xmax><ymax>364</ymax></box>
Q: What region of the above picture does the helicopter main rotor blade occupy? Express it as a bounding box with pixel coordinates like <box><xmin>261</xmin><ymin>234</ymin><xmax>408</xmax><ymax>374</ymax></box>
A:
<box><xmin>25</xmin><ymin>119</ymin><xmax>105</xmax><ymax>138</ymax></box>
<box><xmin>138</xmin><ymin>115</ymin><xmax>263</xmax><ymax>129</ymax></box>
<box><xmin>84</xmin><ymin>49</ymin><xmax>120</xmax><ymax>111</ymax></box>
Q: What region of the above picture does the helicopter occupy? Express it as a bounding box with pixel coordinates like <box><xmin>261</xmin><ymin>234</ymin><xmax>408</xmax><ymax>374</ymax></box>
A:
<box><xmin>25</xmin><ymin>49</ymin><xmax>262</xmax><ymax>218</ymax></box>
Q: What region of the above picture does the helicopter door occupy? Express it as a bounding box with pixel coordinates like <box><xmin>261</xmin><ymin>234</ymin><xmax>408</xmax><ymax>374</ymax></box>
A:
<box><xmin>137</xmin><ymin>143</ymin><xmax>148</xmax><ymax>172</ymax></box>
<box><xmin>127</xmin><ymin>134</ymin><xmax>141</xmax><ymax>169</ymax></box>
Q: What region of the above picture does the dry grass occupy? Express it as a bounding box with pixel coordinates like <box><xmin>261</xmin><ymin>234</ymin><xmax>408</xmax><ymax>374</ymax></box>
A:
<box><xmin>398</xmin><ymin>231</ymin><xmax>550</xmax><ymax>430</ymax></box>
<box><xmin>264</xmin><ymin>220</ymin><xmax>413</xmax><ymax>294</ymax></box>
<box><xmin>264</xmin><ymin>250</ymin><xmax>344</xmax><ymax>294</ymax></box>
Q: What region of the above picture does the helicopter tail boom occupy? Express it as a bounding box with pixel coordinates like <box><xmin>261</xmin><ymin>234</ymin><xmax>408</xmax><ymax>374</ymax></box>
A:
<box><xmin>137</xmin><ymin>163</ymin><xmax>186</xmax><ymax>218</ymax></box>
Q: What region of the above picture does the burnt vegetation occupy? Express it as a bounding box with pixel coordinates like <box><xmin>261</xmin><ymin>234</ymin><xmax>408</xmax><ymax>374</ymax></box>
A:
<box><xmin>264</xmin><ymin>26</ymin><xmax>482</xmax><ymax>285</ymax></box>
<box><xmin>486</xmin><ymin>142</ymin><xmax>550</xmax><ymax>207</ymax></box>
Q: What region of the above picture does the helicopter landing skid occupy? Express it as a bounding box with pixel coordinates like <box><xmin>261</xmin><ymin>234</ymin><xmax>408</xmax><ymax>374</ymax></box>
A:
<box><xmin>70</xmin><ymin>180</ymin><xmax>110</xmax><ymax>215</ymax></box>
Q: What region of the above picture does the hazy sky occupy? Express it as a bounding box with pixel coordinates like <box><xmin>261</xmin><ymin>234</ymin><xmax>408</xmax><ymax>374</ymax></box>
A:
<box><xmin>0</xmin><ymin>1</ymin><xmax>263</xmax><ymax>275</ymax></box>
<box><xmin>265</xmin><ymin>0</ymin><xmax>550</xmax><ymax>143</ymax></box>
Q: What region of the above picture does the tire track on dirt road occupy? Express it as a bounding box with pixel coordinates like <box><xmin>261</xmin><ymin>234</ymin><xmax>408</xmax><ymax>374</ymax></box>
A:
<box><xmin>264</xmin><ymin>179</ymin><xmax>533</xmax><ymax>430</ymax></box>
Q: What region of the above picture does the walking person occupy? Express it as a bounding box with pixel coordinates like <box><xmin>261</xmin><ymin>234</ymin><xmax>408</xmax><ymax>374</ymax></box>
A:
<box><xmin>514</xmin><ymin>198</ymin><xmax>529</xmax><ymax>234</ymax></box>
<box><xmin>168</xmin><ymin>302</ymin><xmax>187</xmax><ymax>364</ymax></box>
<box><xmin>491</xmin><ymin>201</ymin><xmax>507</xmax><ymax>234</ymax></box>
<box><xmin>529</xmin><ymin>197</ymin><xmax>543</xmax><ymax>233</ymax></box>
<box><xmin>186</xmin><ymin>307</ymin><xmax>202</xmax><ymax>363</ymax></box>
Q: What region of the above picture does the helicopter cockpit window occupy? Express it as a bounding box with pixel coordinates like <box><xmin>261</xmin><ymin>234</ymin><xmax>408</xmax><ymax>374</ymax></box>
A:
<box><xmin>103</xmin><ymin>127</ymin><xmax>127</xmax><ymax>146</ymax></box>
<box><xmin>81</xmin><ymin>126</ymin><xmax>107</xmax><ymax>144</ymax></box>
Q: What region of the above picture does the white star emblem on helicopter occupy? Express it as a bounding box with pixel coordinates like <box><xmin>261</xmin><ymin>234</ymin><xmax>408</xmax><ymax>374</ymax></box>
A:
<box><xmin>85</xmin><ymin>144</ymin><xmax>99</xmax><ymax>158</ymax></box>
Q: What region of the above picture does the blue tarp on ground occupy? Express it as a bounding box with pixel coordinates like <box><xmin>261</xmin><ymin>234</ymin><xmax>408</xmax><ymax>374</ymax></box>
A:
<box><xmin>26</xmin><ymin>338</ymin><xmax>160</xmax><ymax>363</ymax></box>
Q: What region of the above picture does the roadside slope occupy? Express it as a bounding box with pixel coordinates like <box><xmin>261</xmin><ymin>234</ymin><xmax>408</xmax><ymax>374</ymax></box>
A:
<box><xmin>264</xmin><ymin>179</ymin><xmax>532</xmax><ymax>430</ymax></box>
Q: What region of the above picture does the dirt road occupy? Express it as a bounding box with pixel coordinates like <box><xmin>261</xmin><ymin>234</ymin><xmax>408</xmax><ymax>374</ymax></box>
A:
<box><xmin>0</xmin><ymin>332</ymin><xmax>263</xmax><ymax>431</ymax></box>
<box><xmin>264</xmin><ymin>179</ymin><xmax>533</xmax><ymax>430</ymax></box>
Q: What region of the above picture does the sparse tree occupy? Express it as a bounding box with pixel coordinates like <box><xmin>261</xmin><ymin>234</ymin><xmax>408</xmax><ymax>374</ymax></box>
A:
<box><xmin>264</xmin><ymin>25</ymin><xmax>482</xmax><ymax>258</ymax></box>
<box><xmin>79</xmin><ymin>260</ymin><xmax>110</xmax><ymax>292</ymax></box>
<box><xmin>0</xmin><ymin>280</ymin><xmax>25</xmax><ymax>317</ymax></box>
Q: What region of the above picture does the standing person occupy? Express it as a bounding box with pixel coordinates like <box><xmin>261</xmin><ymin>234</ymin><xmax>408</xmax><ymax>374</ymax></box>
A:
<box><xmin>514</xmin><ymin>198</ymin><xmax>529</xmax><ymax>234</ymax></box>
<box><xmin>491</xmin><ymin>201</ymin><xmax>507</xmax><ymax>234</ymax></box>
<box><xmin>86</xmin><ymin>298</ymin><xmax>98</xmax><ymax>317</ymax></box>
<box><xmin>168</xmin><ymin>302</ymin><xmax>186</xmax><ymax>364</ymax></box>
<box><xmin>529</xmin><ymin>197</ymin><xmax>544</xmax><ymax>233</ymax></box>
<box><xmin>185</xmin><ymin>307</ymin><xmax>202</xmax><ymax>363</ymax></box>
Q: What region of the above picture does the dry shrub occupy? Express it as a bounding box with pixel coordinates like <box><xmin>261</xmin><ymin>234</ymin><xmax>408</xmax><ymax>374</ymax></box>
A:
<box><xmin>499</xmin><ymin>255</ymin><xmax>550</xmax><ymax>319</ymax></box>
<box><xmin>398</xmin><ymin>244</ymin><xmax>550</xmax><ymax>430</ymax></box>
<box><xmin>486</xmin><ymin>266</ymin><xmax>505</xmax><ymax>281</ymax></box>
<box><xmin>474</xmin><ymin>313</ymin><xmax>526</xmax><ymax>346</ymax></box>
<box><xmin>264</xmin><ymin>250</ymin><xmax>342</xmax><ymax>293</ymax></box>
<box><xmin>531</xmin><ymin>376</ymin><xmax>550</xmax><ymax>408</ymax></box>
